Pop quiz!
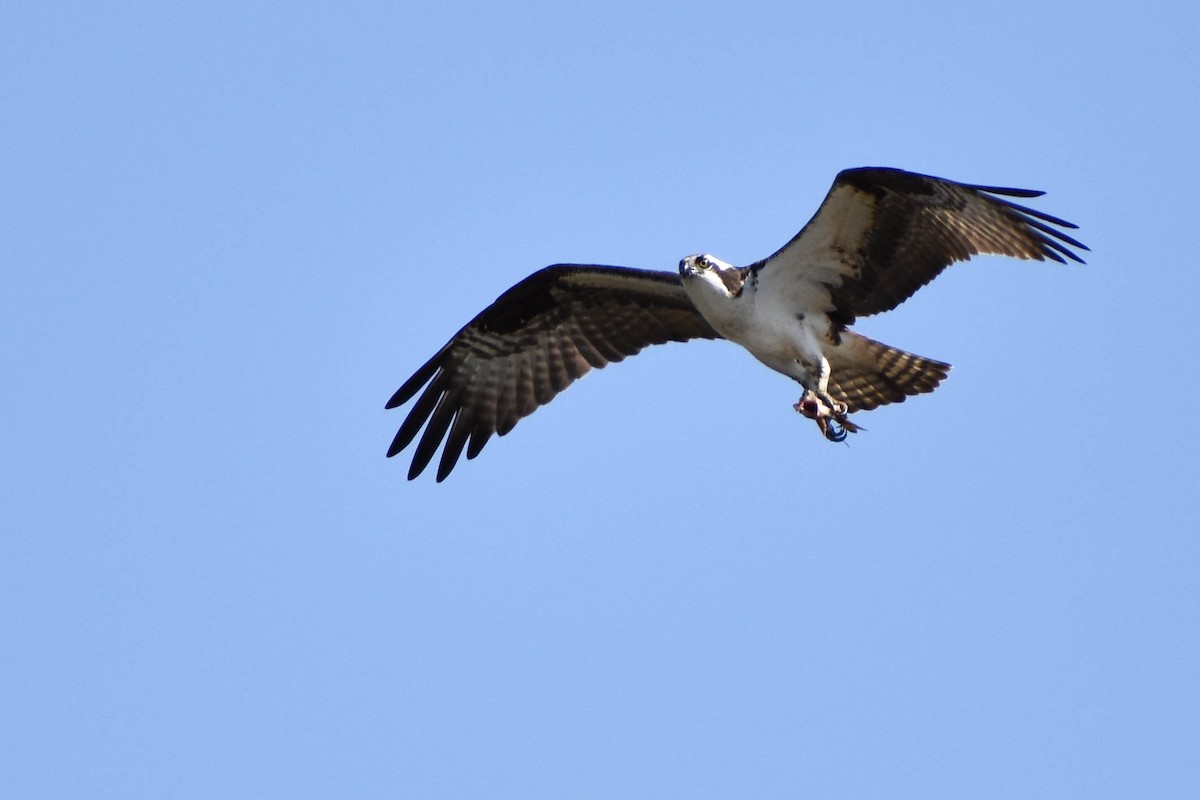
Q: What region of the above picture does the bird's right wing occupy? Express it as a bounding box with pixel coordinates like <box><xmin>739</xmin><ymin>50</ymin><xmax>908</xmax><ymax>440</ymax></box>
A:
<box><xmin>387</xmin><ymin>265</ymin><xmax>721</xmax><ymax>481</ymax></box>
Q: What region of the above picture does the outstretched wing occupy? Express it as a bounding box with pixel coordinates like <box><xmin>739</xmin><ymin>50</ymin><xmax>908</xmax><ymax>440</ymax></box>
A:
<box><xmin>387</xmin><ymin>264</ymin><xmax>721</xmax><ymax>481</ymax></box>
<box><xmin>757</xmin><ymin>167</ymin><xmax>1089</xmax><ymax>324</ymax></box>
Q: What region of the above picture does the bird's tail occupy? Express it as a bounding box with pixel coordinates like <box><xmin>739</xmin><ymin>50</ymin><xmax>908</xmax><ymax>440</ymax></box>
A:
<box><xmin>826</xmin><ymin>332</ymin><xmax>952</xmax><ymax>413</ymax></box>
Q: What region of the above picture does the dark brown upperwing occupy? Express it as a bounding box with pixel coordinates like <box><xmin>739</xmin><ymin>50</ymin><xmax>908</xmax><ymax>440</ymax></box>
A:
<box><xmin>387</xmin><ymin>264</ymin><xmax>720</xmax><ymax>481</ymax></box>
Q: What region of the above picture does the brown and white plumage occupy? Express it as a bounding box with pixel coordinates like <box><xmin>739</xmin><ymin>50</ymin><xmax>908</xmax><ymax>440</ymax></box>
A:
<box><xmin>386</xmin><ymin>266</ymin><xmax>720</xmax><ymax>481</ymax></box>
<box><xmin>388</xmin><ymin>167</ymin><xmax>1087</xmax><ymax>481</ymax></box>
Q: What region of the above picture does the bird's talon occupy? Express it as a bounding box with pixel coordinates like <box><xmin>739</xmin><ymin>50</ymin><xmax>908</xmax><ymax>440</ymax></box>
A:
<box><xmin>796</xmin><ymin>390</ymin><xmax>859</xmax><ymax>442</ymax></box>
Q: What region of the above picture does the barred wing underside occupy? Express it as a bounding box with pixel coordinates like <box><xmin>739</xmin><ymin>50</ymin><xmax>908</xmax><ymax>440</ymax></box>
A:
<box><xmin>386</xmin><ymin>265</ymin><xmax>720</xmax><ymax>481</ymax></box>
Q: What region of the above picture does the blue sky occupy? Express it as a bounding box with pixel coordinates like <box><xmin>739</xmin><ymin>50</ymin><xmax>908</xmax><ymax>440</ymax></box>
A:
<box><xmin>3</xmin><ymin>1</ymin><xmax>1198</xmax><ymax>797</ymax></box>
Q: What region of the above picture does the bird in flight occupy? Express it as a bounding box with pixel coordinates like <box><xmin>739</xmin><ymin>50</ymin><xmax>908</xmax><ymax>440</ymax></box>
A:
<box><xmin>387</xmin><ymin>166</ymin><xmax>1086</xmax><ymax>481</ymax></box>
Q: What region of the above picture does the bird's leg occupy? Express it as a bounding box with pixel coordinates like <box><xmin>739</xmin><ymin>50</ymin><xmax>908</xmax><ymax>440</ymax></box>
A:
<box><xmin>793</xmin><ymin>389</ymin><xmax>861</xmax><ymax>443</ymax></box>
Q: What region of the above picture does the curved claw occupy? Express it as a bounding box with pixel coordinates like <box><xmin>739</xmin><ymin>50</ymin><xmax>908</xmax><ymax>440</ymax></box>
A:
<box><xmin>795</xmin><ymin>390</ymin><xmax>861</xmax><ymax>443</ymax></box>
<box><xmin>822</xmin><ymin>418</ymin><xmax>848</xmax><ymax>443</ymax></box>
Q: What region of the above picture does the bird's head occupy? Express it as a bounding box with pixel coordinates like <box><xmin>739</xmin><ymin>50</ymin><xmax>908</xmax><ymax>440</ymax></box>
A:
<box><xmin>679</xmin><ymin>253</ymin><xmax>744</xmax><ymax>300</ymax></box>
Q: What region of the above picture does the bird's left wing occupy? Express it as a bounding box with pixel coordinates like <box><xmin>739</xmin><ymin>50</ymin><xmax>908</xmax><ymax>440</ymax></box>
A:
<box><xmin>756</xmin><ymin>167</ymin><xmax>1088</xmax><ymax>324</ymax></box>
<box><xmin>387</xmin><ymin>264</ymin><xmax>721</xmax><ymax>481</ymax></box>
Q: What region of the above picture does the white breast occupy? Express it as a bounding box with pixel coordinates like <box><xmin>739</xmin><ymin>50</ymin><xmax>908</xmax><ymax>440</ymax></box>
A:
<box><xmin>683</xmin><ymin>268</ymin><xmax>829</xmax><ymax>379</ymax></box>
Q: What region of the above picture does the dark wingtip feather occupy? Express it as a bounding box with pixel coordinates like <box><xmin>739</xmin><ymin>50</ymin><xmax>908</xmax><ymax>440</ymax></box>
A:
<box><xmin>1037</xmin><ymin>233</ymin><xmax>1088</xmax><ymax>265</ymax></box>
<box><xmin>969</xmin><ymin>183</ymin><xmax>1046</xmax><ymax>199</ymax></box>
<box><xmin>435</xmin><ymin>412</ymin><xmax>474</xmax><ymax>482</ymax></box>
<box><xmin>408</xmin><ymin>395</ymin><xmax>457</xmax><ymax>480</ymax></box>
<box><xmin>1020</xmin><ymin>213</ymin><xmax>1089</xmax><ymax>248</ymax></box>
<box><xmin>386</xmin><ymin>429</ymin><xmax>408</xmax><ymax>459</ymax></box>
<box><xmin>386</xmin><ymin>346</ymin><xmax>447</xmax><ymax>409</ymax></box>
<box><xmin>1018</xmin><ymin>206</ymin><xmax>1080</xmax><ymax>230</ymax></box>
<box><xmin>989</xmin><ymin>194</ymin><xmax>1090</xmax><ymax>265</ymax></box>
<box><xmin>387</xmin><ymin>379</ymin><xmax>444</xmax><ymax>458</ymax></box>
<box><xmin>466</xmin><ymin>427</ymin><xmax>492</xmax><ymax>461</ymax></box>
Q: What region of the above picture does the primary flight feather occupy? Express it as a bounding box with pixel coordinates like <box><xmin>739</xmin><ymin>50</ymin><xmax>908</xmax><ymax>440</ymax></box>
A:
<box><xmin>387</xmin><ymin>166</ymin><xmax>1087</xmax><ymax>481</ymax></box>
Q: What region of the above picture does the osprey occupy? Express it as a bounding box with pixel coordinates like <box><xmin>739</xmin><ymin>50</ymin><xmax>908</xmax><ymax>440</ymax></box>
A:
<box><xmin>387</xmin><ymin>167</ymin><xmax>1086</xmax><ymax>481</ymax></box>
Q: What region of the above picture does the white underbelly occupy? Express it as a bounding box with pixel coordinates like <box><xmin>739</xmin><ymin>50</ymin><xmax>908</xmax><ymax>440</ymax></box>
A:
<box><xmin>719</xmin><ymin>313</ymin><xmax>827</xmax><ymax>383</ymax></box>
<box><xmin>683</xmin><ymin>277</ymin><xmax>830</xmax><ymax>383</ymax></box>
